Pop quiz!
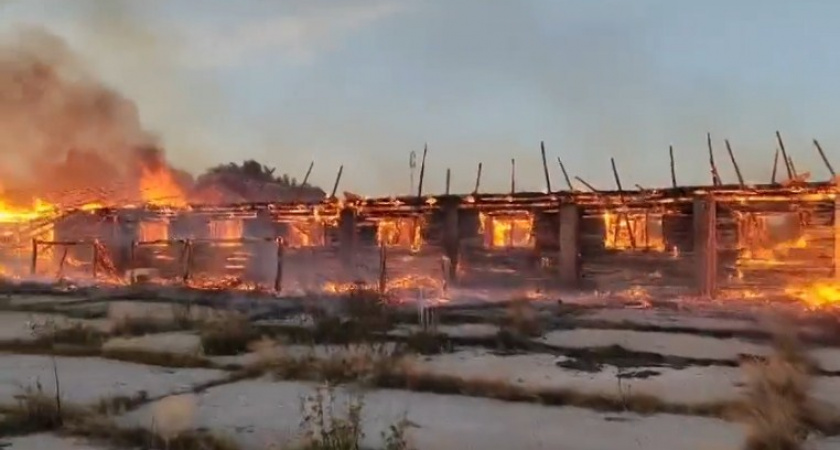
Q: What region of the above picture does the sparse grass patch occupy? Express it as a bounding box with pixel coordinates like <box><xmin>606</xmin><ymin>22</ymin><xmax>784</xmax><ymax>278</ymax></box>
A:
<box><xmin>249</xmin><ymin>345</ymin><xmax>735</xmax><ymax>419</ymax></box>
<box><xmin>295</xmin><ymin>383</ymin><xmax>412</xmax><ymax>450</ymax></box>
<box><xmin>101</xmin><ymin>347</ymin><xmax>214</xmax><ymax>368</ymax></box>
<box><xmin>199</xmin><ymin>313</ymin><xmax>261</xmax><ymax>356</ymax></box>
<box><xmin>500</xmin><ymin>298</ymin><xmax>543</xmax><ymax>338</ymax></box>
<box><xmin>41</xmin><ymin>322</ymin><xmax>107</xmax><ymax>347</ymax></box>
<box><xmin>110</xmin><ymin>314</ymin><xmax>192</xmax><ymax>337</ymax></box>
<box><xmin>404</xmin><ymin>331</ymin><xmax>450</xmax><ymax>355</ymax></box>
<box><xmin>0</xmin><ymin>384</ymin><xmax>89</xmax><ymax>436</ymax></box>
<box><xmin>739</xmin><ymin>328</ymin><xmax>834</xmax><ymax>450</ymax></box>
<box><xmin>68</xmin><ymin>417</ymin><xmax>242</xmax><ymax>450</ymax></box>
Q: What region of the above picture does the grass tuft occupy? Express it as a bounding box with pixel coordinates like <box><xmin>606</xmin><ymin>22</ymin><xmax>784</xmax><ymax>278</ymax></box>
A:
<box><xmin>199</xmin><ymin>313</ymin><xmax>261</xmax><ymax>356</ymax></box>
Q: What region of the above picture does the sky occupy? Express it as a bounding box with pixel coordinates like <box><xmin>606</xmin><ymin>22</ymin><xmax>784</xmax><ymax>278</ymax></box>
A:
<box><xmin>1</xmin><ymin>0</ymin><xmax>839</xmax><ymax>196</ymax></box>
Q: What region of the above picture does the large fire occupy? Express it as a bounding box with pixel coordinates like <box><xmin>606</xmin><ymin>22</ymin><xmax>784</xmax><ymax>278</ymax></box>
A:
<box><xmin>139</xmin><ymin>165</ymin><xmax>187</xmax><ymax>207</ymax></box>
<box><xmin>376</xmin><ymin>217</ymin><xmax>423</xmax><ymax>251</ymax></box>
<box><xmin>785</xmin><ymin>280</ymin><xmax>840</xmax><ymax>309</ymax></box>
<box><xmin>479</xmin><ymin>212</ymin><xmax>533</xmax><ymax>248</ymax></box>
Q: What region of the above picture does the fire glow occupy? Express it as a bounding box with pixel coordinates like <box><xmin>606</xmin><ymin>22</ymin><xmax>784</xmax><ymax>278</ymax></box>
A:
<box><xmin>602</xmin><ymin>211</ymin><xmax>665</xmax><ymax>251</ymax></box>
<box><xmin>479</xmin><ymin>212</ymin><xmax>534</xmax><ymax>248</ymax></box>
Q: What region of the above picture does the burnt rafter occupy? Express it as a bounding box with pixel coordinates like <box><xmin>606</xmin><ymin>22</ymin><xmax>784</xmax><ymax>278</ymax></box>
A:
<box><xmin>66</xmin><ymin>180</ymin><xmax>838</xmax><ymax>223</ymax></box>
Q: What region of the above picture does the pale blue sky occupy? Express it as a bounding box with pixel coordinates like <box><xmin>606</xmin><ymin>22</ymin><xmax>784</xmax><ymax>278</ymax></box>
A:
<box><xmin>1</xmin><ymin>0</ymin><xmax>839</xmax><ymax>195</ymax></box>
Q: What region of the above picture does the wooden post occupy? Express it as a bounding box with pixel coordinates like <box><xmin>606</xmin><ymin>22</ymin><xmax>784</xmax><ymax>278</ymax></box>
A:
<box><xmin>669</xmin><ymin>145</ymin><xmax>677</xmax><ymax>188</ymax></box>
<box><xmin>92</xmin><ymin>240</ymin><xmax>99</xmax><ymax>279</ymax></box>
<box><xmin>57</xmin><ymin>247</ymin><xmax>68</xmax><ymax>278</ymax></box>
<box><xmin>725</xmin><ymin>139</ymin><xmax>745</xmax><ymax>187</ymax></box>
<box><xmin>558</xmin><ymin>202</ymin><xmax>581</xmax><ymax>287</ymax></box>
<box><xmin>129</xmin><ymin>241</ymin><xmax>137</xmax><ymax>284</ymax></box>
<box><xmin>30</xmin><ymin>239</ymin><xmax>38</xmax><ymax>275</ymax></box>
<box><xmin>771</xmin><ymin>148</ymin><xmax>780</xmax><ymax>184</ymax></box>
<box><xmin>442</xmin><ymin>198</ymin><xmax>460</xmax><ymax>283</ymax></box>
<box><xmin>540</xmin><ymin>141</ymin><xmax>552</xmax><ymax>193</ymax></box>
<box><xmin>302</xmin><ymin>161</ymin><xmax>315</xmax><ymax>186</ymax></box>
<box><xmin>417</xmin><ymin>144</ymin><xmax>428</xmax><ymax>197</ymax></box>
<box><xmin>473</xmin><ymin>162</ymin><xmax>482</xmax><ymax>194</ymax></box>
<box><xmin>330</xmin><ymin>165</ymin><xmax>344</xmax><ymax>199</ymax></box>
<box><xmin>557</xmin><ymin>158</ymin><xmax>574</xmax><ymax>191</ymax></box>
<box><xmin>510</xmin><ymin>158</ymin><xmax>516</xmax><ymax>194</ymax></box>
<box><xmin>776</xmin><ymin>131</ymin><xmax>793</xmax><ymax>179</ymax></box>
<box><xmin>274</xmin><ymin>238</ymin><xmax>284</xmax><ymax>292</ymax></box>
<box><xmin>445</xmin><ymin>168</ymin><xmax>451</xmax><ymax>195</ymax></box>
<box><xmin>814</xmin><ymin>139</ymin><xmax>836</xmax><ymax>178</ymax></box>
<box><xmin>707</xmin><ymin>133</ymin><xmax>722</xmax><ymax>186</ymax></box>
<box><xmin>693</xmin><ymin>195</ymin><xmax>717</xmax><ymax>298</ymax></box>
<box><xmin>378</xmin><ymin>243</ymin><xmax>387</xmax><ymax>294</ymax></box>
<box><xmin>182</xmin><ymin>239</ymin><xmax>193</xmax><ymax>283</ymax></box>
<box><xmin>787</xmin><ymin>156</ymin><xmax>798</xmax><ymax>179</ymax></box>
<box><xmin>338</xmin><ymin>208</ymin><xmax>357</xmax><ymax>269</ymax></box>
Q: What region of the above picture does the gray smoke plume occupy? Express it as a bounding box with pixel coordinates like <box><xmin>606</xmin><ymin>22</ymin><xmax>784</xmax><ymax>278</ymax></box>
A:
<box><xmin>0</xmin><ymin>27</ymin><xmax>172</xmax><ymax>204</ymax></box>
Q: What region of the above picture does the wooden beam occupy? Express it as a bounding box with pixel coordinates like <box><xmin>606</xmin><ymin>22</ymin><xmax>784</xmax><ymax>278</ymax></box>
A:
<box><xmin>669</xmin><ymin>145</ymin><xmax>677</xmax><ymax>188</ymax></box>
<box><xmin>301</xmin><ymin>161</ymin><xmax>314</xmax><ymax>186</ymax></box>
<box><xmin>707</xmin><ymin>132</ymin><xmax>722</xmax><ymax>186</ymax></box>
<box><xmin>473</xmin><ymin>162</ymin><xmax>482</xmax><ymax>194</ymax></box>
<box><xmin>540</xmin><ymin>141</ymin><xmax>552</xmax><ymax>193</ymax></box>
<box><xmin>574</xmin><ymin>176</ymin><xmax>598</xmax><ymax>193</ymax></box>
<box><xmin>814</xmin><ymin>139</ymin><xmax>836</xmax><ymax>178</ymax></box>
<box><xmin>776</xmin><ymin>131</ymin><xmax>793</xmax><ymax>179</ymax></box>
<box><xmin>445</xmin><ymin>168</ymin><xmax>451</xmax><ymax>195</ymax></box>
<box><xmin>330</xmin><ymin>165</ymin><xmax>343</xmax><ymax>199</ymax></box>
<box><xmin>417</xmin><ymin>144</ymin><xmax>428</xmax><ymax>197</ymax></box>
<box><xmin>693</xmin><ymin>195</ymin><xmax>717</xmax><ymax>298</ymax></box>
<box><xmin>557</xmin><ymin>158</ymin><xmax>574</xmax><ymax>191</ymax></box>
<box><xmin>724</xmin><ymin>139</ymin><xmax>745</xmax><ymax>187</ymax></box>
<box><xmin>274</xmin><ymin>239</ymin><xmax>284</xmax><ymax>292</ymax></box>
<box><xmin>510</xmin><ymin>158</ymin><xmax>516</xmax><ymax>194</ymax></box>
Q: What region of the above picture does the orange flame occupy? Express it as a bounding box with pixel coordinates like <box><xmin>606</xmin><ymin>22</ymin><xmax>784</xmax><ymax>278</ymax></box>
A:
<box><xmin>479</xmin><ymin>212</ymin><xmax>533</xmax><ymax>248</ymax></box>
<box><xmin>785</xmin><ymin>280</ymin><xmax>840</xmax><ymax>309</ymax></box>
<box><xmin>139</xmin><ymin>165</ymin><xmax>187</xmax><ymax>207</ymax></box>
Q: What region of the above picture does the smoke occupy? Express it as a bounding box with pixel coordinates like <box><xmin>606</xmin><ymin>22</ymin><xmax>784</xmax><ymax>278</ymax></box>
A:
<box><xmin>62</xmin><ymin>0</ymin><xmax>225</xmax><ymax>174</ymax></box>
<box><xmin>0</xmin><ymin>27</ymin><xmax>169</xmax><ymax>203</ymax></box>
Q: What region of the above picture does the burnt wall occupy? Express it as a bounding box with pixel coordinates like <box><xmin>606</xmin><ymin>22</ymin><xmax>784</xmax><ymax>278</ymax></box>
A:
<box><xmin>714</xmin><ymin>199</ymin><xmax>835</xmax><ymax>296</ymax></box>
<box><xmin>579</xmin><ymin>203</ymin><xmax>695</xmax><ymax>294</ymax></box>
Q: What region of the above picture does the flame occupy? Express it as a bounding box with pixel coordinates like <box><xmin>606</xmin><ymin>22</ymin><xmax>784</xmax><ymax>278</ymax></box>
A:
<box><xmin>139</xmin><ymin>220</ymin><xmax>169</xmax><ymax>242</ymax></box>
<box><xmin>785</xmin><ymin>280</ymin><xmax>840</xmax><ymax>309</ymax></box>
<box><xmin>140</xmin><ymin>165</ymin><xmax>187</xmax><ymax>207</ymax></box>
<box><xmin>286</xmin><ymin>220</ymin><xmax>324</xmax><ymax>247</ymax></box>
<box><xmin>479</xmin><ymin>212</ymin><xmax>533</xmax><ymax>248</ymax></box>
<box><xmin>602</xmin><ymin>211</ymin><xmax>665</xmax><ymax>251</ymax></box>
<box><xmin>209</xmin><ymin>219</ymin><xmax>243</xmax><ymax>247</ymax></box>
<box><xmin>377</xmin><ymin>217</ymin><xmax>423</xmax><ymax>251</ymax></box>
<box><xmin>736</xmin><ymin>213</ymin><xmax>810</xmax><ymax>266</ymax></box>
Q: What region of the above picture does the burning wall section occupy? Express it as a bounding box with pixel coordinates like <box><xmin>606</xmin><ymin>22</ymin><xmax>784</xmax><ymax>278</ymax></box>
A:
<box><xmin>8</xmin><ymin>184</ymin><xmax>840</xmax><ymax>308</ymax></box>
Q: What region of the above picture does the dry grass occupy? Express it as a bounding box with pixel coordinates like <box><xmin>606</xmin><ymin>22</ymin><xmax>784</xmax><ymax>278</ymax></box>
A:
<box><xmin>199</xmin><ymin>312</ymin><xmax>261</xmax><ymax>356</ymax></box>
<box><xmin>739</xmin><ymin>328</ymin><xmax>834</xmax><ymax>450</ymax></box>
<box><xmin>295</xmin><ymin>383</ymin><xmax>412</xmax><ymax>450</ymax></box>
<box><xmin>246</xmin><ymin>343</ymin><xmax>733</xmax><ymax>419</ymax></box>
<box><xmin>101</xmin><ymin>346</ymin><xmax>215</xmax><ymax>368</ymax></box>
<box><xmin>501</xmin><ymin>298</ymin><xmax>543</xmax><ymax>338</ymax></box>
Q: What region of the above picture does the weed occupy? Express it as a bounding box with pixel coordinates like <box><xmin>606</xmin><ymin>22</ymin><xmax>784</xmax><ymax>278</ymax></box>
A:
<box><xmin>740</xmin><ymin>327</ymin><xmax>831</xmax><ymax>450</ymax></box>
<box><xmin>501</xmin><ymin>298</ymin><xmax>543</xmax><ymax>338</ymax></box>
<box><xmin>297</xmin><ymin>383</ymin><xmax>365</xmax><ymax>450</ymax></box>
<box><xmin>200</xmin><ymin>313</ymin><xmax>261</xmax><ymax>356</ymax></box>
<box><xmin>404</xmin><ymin>330</ymin><xmax>450</xmax><ymax>355</ymax></box>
